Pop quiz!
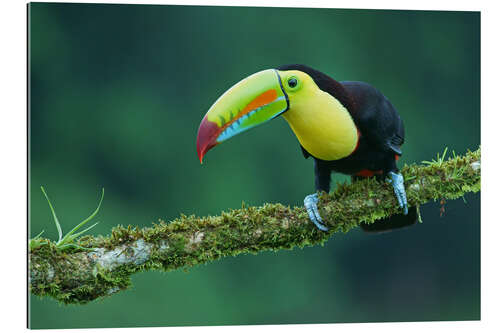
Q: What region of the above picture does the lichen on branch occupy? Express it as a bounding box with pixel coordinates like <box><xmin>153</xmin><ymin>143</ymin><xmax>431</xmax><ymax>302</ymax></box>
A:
<box><xmin>29</xmin><ymin>148</ymin><xmax>481</xmax><ymax>304</ymax></box>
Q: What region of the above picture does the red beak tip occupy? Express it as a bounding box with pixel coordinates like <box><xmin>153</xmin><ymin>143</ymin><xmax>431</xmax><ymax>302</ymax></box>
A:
<box><xmin>196</xmin><ymin>117</ymin><xmax>220</xmax><ymax>165</ymax></box>
<box><xmin>196</xmin><ymin>144</ymin><xmax>205</xmax><ymax>164</ymax></box>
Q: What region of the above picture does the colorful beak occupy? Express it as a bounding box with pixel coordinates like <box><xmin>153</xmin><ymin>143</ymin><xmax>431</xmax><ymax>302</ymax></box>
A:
<box><xmin>196</xmin><ymin>69</ymin><xmax>289</xmax><ymax>163</ymax></box>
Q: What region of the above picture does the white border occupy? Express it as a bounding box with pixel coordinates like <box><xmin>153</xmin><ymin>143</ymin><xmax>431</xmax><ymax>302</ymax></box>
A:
<box><xmin>2</xmin><ymin>1</ymin><xmax>498</xmax><ymax>332</ymax></box>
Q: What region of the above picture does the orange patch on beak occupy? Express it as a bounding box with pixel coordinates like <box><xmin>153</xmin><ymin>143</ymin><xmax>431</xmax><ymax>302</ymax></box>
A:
<box><xmin>240</xmin><ymin>89</ymin><xmax>278</xmax><ymax>116</ymax></box>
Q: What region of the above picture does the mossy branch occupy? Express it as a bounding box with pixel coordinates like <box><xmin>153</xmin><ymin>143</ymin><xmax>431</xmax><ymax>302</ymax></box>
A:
<box><xmin>29</xmin><ymin>148</ymin><xmax>481</xmax><ymax>304</ymax></box>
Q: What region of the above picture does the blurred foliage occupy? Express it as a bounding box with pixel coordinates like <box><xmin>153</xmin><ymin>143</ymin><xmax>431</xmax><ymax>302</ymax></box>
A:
<box><xmin>28</xmin><ymin>3</ymin><xmax>480</xmax><ymax>328</ymax></box>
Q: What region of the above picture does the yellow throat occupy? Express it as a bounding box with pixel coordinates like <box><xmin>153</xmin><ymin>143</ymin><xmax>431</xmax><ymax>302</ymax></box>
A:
<box><xmin>281</xmin><ymin>75</ymin><xmax>358</xmax><ymax>161</ymax></box>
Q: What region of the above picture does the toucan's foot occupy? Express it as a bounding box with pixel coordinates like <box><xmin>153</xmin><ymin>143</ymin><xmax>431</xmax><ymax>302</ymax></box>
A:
<box><xmin>387</xmin><ymin>171</ymin><xmax>408</xmax><ymax>215</ymax></box>
<box><xmin>304</xmin><ymin>193</ymin><xmax>329</xmax><ymax>231</ymax></box>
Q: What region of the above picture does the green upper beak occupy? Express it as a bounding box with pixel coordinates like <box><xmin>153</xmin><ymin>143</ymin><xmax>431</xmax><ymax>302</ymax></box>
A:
<box><xmin>196</xmin><ymin>69</ymin><xmax>289</xmax><ymax>163</ymax></box>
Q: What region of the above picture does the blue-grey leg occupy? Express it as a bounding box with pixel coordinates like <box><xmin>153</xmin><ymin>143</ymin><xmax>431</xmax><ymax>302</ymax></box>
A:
<box><xmin>387</xmin><ymin>171</ymin><xmax>408</xmax><ymax>215</ymax></box>
<box><xmin>304</xmin><ymin>193</ymin><xmax>329</xmax><ymax>231</ymax></box>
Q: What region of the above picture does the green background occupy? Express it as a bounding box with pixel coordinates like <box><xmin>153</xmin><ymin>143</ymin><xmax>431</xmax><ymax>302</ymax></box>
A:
<box><xmin>28</xmin><ymin>3</ymin><xmax>480</xmax><ymax>329</ymax></box>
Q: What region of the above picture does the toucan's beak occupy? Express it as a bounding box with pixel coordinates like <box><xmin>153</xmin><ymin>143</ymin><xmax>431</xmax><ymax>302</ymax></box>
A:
<box><xmin>196</xmin><ymin>69</ymin><xmax>289</xmax><ymax>163</ymax></box>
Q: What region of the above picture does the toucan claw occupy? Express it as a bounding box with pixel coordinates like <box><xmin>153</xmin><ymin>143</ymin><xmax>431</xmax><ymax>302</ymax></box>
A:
<box><xmin>387</xmin><ymin>171</ymin><xmax>408</xmax><ymax>215</ymax></box>
<box><xmin>304</xmin><ymin>193</ymin><xmax>329</xmax><ymax>231</ymax></box>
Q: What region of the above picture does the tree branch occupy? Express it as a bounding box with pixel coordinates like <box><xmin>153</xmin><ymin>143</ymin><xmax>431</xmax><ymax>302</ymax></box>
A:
<box><xmin>29</xmin><ymin>148</ymin><xmax>481</xmax><ymax>304</ymax></box>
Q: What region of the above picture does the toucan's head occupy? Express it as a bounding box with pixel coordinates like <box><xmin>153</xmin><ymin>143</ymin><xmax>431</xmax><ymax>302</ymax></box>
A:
<box><xmin>196</xmin><ymin>64</ymin><xmax>355</xmax><ymax>163</ymax></box>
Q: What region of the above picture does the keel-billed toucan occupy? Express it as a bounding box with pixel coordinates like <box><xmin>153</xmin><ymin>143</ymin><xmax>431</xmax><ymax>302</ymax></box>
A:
<box><xmin>196</xmin><ymin>64</ymin><xmax>416</xmax><ymax>232</ymax></box>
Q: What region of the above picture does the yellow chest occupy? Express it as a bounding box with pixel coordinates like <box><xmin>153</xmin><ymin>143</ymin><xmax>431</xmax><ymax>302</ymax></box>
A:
<box><xmin>282</xmin><ymin>90</ymin><xmax>358</xmax><ymax>161</ymax></box>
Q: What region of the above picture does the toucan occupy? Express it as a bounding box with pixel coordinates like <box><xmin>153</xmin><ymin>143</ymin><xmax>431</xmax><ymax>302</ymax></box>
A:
<box><xmin>196</xmin><ymin>64</ymin><xmax>416</xmax><ymax>232</ymax></box>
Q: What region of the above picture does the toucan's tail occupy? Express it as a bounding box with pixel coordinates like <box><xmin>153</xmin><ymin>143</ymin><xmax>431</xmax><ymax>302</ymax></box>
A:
<box><xmin>360</xmin><ymin>206</ymin><xmax>418</xmax><ymax>233</ymax></box>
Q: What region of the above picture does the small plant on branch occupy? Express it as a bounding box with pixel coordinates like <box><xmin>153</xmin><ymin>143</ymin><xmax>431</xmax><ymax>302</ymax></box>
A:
<box><xmin>29</xmin><ymin>187</ymin><xmax>104</xmax><ymax>251</ymax></box>
<box><xmin>422</xmin><ymin>147</ymin><xmax>448</xmax><ymax>167</ymax></box>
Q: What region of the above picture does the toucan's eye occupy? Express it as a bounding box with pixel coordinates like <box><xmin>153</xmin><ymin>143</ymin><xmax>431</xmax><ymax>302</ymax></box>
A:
<box><xmin>287</xmin><ymin>77</ymin><xmax>298</xmax><ymax>88</ymax></box>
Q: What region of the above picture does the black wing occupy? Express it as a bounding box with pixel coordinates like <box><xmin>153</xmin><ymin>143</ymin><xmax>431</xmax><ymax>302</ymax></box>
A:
<box><xmin>388</xmin><ymin>117</ymin><xmax>404</xmax><ymax>155</ymax></box>
<box><xmin>341</xmin><ymin>81</ymin><xmax>405</xmax><ymax>156</ymax></box>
